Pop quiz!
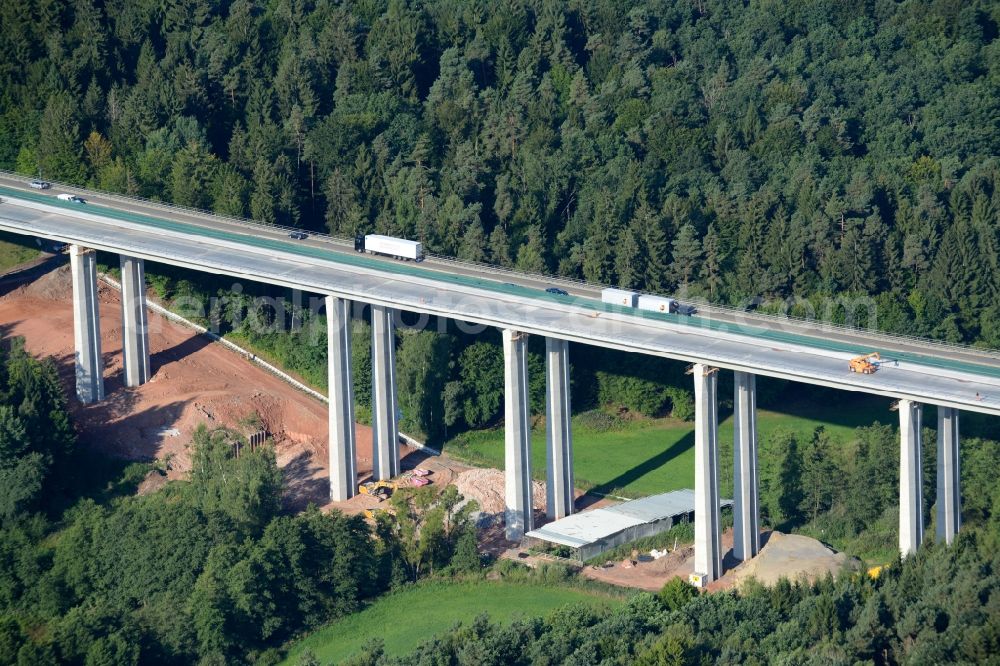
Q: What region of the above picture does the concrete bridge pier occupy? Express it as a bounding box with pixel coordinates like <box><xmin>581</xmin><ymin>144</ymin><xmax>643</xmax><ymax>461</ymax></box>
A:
<box><xmin>504</xmin><ymin>329</ymin><xmax>533</xmax><ymax>540</ymax></box>
<box><xmin>692</xmin><ymin>363</ymin><xmax>722</xmax><ymax>584</ymax></box>
<box><xmin>119</xmin><ymin>255</ymin><xmax>150</xmax><ymax>387</ymax></box>
<box><xmin>733</xmin><ymin>371</ymin><xmax>760</xmax><ymax>562</ymax></box>
<box><xmin>936</xmin><ymin>407</ymin><xmax>961</xmax><ymax>545</ymax></box>
<box><xmin>899</xmin><ymin>399</ymin><xmax>924</xmax><ymax>556</ymax></box>
<box><xmin>70</xmin><ymin>245</ymin><xmax>104</xmax><ymax>404</ymax></box>
<box><xmin>371</xmin><ymin>304</ymin><xmax>400</xmax><ymax>480</ymax></box>
<box><xmin>545</xmin><ymin>337</ymin><xmax>574</xmax><ymax>520</ymax></box>
<box><xmin>327</xmin><ymin>296</ymin><xmax>357</xmax><ymax>501</ymax></box>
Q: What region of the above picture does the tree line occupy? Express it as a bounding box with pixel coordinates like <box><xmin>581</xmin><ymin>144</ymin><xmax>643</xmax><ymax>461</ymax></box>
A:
<box><xmin>2</xmin><ymin>0</ymin><xmax>999</xmax><ymax>345</ymax></box>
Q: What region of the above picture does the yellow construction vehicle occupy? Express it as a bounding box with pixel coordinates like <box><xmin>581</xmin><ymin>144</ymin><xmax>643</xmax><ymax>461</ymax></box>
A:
<box><xmin>849</xmin><ymin>352</ymin><xmax>882</xmax><ymax>374</ymax></box>
<box><xmin>359</xmin><ymin>479</ymin><xmax>396</xmax><ymax>501</ymax></box>
<box><xmin>363</xmin><ymin>505</ymin><xmax>400</xmax><ymax>526</ymax></box>
<box><xmin>867</xmin><ymin>564</ymin><xmax>886</xmax><ymax>580</ymax></box>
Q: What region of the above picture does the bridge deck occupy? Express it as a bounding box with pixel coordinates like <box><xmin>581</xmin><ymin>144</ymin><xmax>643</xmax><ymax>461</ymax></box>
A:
<box><xmin>1</xmin><ymin>178</ymin><xmax>999</xmax><ymax>416</ymax></box>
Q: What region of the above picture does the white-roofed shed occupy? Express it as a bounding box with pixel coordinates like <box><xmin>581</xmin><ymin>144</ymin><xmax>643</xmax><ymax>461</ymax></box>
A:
<box><xmin>524</xmin><ymin>489</ymin><xmax>732</xmax><ymax>560</ymax></box>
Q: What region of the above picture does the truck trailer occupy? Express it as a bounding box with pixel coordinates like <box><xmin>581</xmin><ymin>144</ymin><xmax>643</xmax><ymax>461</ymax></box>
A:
<box><xmin>355</xmin><ymin>234</ymin><xmax>424</xmax><ymax>262</ymax></box>
<box><xmin>637</xmin><ymin>294</ymin><xmax>677</xmax><ymax>313</ymax></box>
<box><xmin>601</xmin><ymin>288</ymin><xmax>639</xmax><ymax>307</ymax></box>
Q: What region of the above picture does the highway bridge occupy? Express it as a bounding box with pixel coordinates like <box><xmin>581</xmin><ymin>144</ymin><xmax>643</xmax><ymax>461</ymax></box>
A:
<box><xmin>0</xmin><ymin>171</ymin><xmax>990</xmax><ymax>584</ymax></box>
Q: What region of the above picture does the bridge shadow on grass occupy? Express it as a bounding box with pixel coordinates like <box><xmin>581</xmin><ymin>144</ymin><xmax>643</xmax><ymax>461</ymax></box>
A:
<box><xmin>584</xmin><ymin>430</ymin><xmax>695</xmax><ymax>503</ymax></box>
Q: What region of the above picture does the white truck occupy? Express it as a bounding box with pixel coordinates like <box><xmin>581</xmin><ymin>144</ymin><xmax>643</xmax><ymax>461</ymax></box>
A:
<box><xmin>355</xmin><ymin>234</ymin><xmax>424</xmax><ymax>262</ymax></box>
<box><xmin>637</xmin><ymin>294</ymin><xmax>677</xmax><ymax>314</ymax></box>
<box><xmin>601</xmin><ymin>288</ymin><xmax>639</xmax><ymax>307</ymax></box>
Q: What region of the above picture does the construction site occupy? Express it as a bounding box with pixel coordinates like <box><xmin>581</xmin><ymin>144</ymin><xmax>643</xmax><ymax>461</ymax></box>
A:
<box><xmin>0</xmin><ymin>254</ymin><xmax>863</xmax><ymax>594</ymax></box>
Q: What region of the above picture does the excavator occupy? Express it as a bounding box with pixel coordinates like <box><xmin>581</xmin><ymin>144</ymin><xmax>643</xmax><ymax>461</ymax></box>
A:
<box><xmin>359</xmin><ymin>479</ymin><xmax>396</xmax><ymax>501</ymax></box>
<box><xmin>849</xmin><ymin>352</ymin><xmax>897</xmax><ymax>374</ymax></box>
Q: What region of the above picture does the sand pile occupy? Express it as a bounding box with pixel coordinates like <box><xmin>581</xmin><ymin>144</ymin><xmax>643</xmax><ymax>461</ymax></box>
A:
<box><xmin>729</xmin><ymin>532</ymin><xmax>860</xmax><ymax>587</ymax></box>
<box><xmin>453</xmin><ymin>467</ymin><xmax>546</xmax><ymax>516</ymax></box>
<box><xmin>22</xmin><ymin>264</ymin><xmax>72</xmax><ymax>300</ymax></box>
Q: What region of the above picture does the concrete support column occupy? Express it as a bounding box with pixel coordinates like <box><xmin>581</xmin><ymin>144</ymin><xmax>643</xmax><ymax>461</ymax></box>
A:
<box><xmin>899</xmin><ymin>399</ymin><xmax>924</xmax><ymax>556</ymax></box>
<box><xmin>733</xmin><ymin>371</ymin><xmax>760</xmax><ymax>562</ymax></box>
<box><xmin>371</xmin><ymin>304</ymin><xmax>399</xmax><ymax>480</ymax></box>
<box><xmin>70</xmin><ymin>245</ymin><xmax>104</xmax><ymax>404</ymax></box>
<box><xmin>692</xmin><ymin>363</ymin><xmax>722</xmax><ymax>584</ymax></box>
<box><xmin>119</xmin><ymin>255</ymin><xmax>150</xmax><ymax>387</ymax></box>
<box><xmin>503</xmin><ymin>329</ymin><xmax>533</xmax><ymax>540</ymax></box>
<box><xmin>936</xmin><ymin>407</ymin><xmax>961</xmax><ymax>545</ymax></box>
<box><xmin>545</xmin><ymin>337</ymin><xmax>574</xmax><ymax>520</ymax></box>
<box><xmin>290</xmin><ymin>289</ymin><xmax>303</xmax><ymax>332</ymax></box>
<box><xmin>327</xmin><ymin>296</ymin><xmax>357</xmax><ymax>501</ymax></box>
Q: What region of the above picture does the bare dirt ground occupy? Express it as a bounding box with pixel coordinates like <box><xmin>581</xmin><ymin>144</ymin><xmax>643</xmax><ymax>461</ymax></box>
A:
<box><xmin>453</xmin><ymin>468</ymin><xmax>547</xmax><ymax>517</ymax></box>
<box><xmin>581</xmin><ymin>528</ymin><xmax>735</xmax><ymax>592</ymax></box>
<box><xmin>0</xmin><ymin>260</ymin><xmax>462</xmax><ymax>510</ymax></box>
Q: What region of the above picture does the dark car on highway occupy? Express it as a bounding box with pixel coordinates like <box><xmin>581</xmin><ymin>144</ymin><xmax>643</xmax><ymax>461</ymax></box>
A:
<box><xmin>288</xmin><ymin>231</ymin><xmax>308</xmax><ymax>240</ymax></box>
<box><xmin>545</xmin><ymin>287</ymin><xmax>569</xmax><ymax>296</ymax></box>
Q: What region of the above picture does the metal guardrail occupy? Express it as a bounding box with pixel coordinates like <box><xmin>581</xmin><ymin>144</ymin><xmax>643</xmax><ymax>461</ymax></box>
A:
<box><xmin>5</xmin><ymin>169</ymin><xmax>999</xmax><ymax>360</ymax></box>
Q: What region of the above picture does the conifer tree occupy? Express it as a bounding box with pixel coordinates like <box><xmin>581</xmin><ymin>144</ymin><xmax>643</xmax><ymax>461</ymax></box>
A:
<box><xmin>701</xmin><ymin>224</ymin><xmax>723</xmax><ymax>299</ymax></box>
<box><xmin>515</xmin><ymin>225</ymin><xmax>547</xmax><ymax>274</ymax></box>
<box><xmin>615</xmin><ymin>222</ymin><xmax>645</xmax><ymax>289</ymax></box>
<box><xmin>458</xmin><ymin>220</ymin><xmax>488</xmax><ymax>263</ymax></box>
<box><xmin>671</xmin><ymin>223</ymin><xmax>702</xmax><ymax>292</ymax></box>
<box><xmin>489</xmin><ymin>225</ymin><xmax>513</xmax><ymax>267</ymax></box>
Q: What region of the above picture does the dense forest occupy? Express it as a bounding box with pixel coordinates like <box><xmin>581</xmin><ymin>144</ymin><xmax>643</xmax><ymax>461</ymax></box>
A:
<box><xmin>3</xmin><ymin>0</ymin><xmax>1000</xmax><ymax>345</ymax></box>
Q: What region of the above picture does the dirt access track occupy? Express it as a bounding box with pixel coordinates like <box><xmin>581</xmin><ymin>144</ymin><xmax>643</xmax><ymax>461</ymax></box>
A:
<box><xmin>0</xmin><ymin>258</ymin><xmax>458</xmax><ymax>511</ymax></box>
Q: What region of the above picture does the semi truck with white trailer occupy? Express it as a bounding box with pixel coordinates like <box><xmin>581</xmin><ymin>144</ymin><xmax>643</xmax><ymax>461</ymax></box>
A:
<box><xmin>602</xmin><ymin>288</ymin><xmax>694</xmax><ymax>315</ymax></box>
<box><xmin>355</xmin><ymin>234</ymin><xmax>424</xmax><ymax>262</ymax></box>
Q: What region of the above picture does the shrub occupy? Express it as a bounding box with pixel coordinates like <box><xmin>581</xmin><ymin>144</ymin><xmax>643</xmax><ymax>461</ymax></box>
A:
<box><xmin>596</xmin><ymin>372</ymin><xmax>669</xmax><ymax>416</ymax></box>
<box><xmin>573</xmin><ymin>409</ymin><xmax>625</xmax><ymax>432</ymax></box>
<box><xmin>665</xmin><ymin>388</ymin><xmax>694</xmax><ymax>421</ymax></box>
<box><xmin>658</xmin><ymin>577</ymin><xmax>699</xmax><ymax>612</ymax></box>
<box><xmin>450</xmin><ymin>527</ymin><xmax>483</xmax><ymax>573</ymax></box>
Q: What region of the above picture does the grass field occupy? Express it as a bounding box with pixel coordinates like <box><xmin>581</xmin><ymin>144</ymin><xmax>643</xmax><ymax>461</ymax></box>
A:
<box><xmin>444</xmin><ymin>392</ymin><xmax>894</xmax><ymax>499</ymax></box>
<box><xmin>280</xmin><ymin>580</ymin><xmax>617</xmax><ymax>664</ymax></box>
<box><xmin>0</xmin><ymin>231</ymin><xmax>40</xmax><ymax>273</ymax></box>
